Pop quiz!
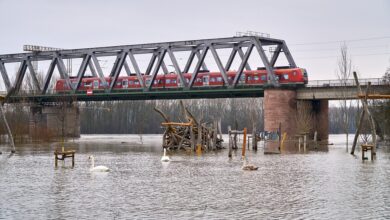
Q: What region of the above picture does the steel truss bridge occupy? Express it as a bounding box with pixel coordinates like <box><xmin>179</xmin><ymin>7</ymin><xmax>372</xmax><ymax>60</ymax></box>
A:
<box><xmin>0</xmin><ymin>36</ymin><xmax>298</xmax><ymax>103</ymax></box>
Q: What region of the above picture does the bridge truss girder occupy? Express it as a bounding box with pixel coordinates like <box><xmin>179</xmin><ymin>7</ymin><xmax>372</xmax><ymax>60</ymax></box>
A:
<box><xmin>0</xmin><ymin>36</ymin><xmax>296</xmax><ymax>96</ymax></box>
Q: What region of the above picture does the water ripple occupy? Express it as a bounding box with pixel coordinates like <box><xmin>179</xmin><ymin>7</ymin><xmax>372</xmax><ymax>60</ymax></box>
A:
<box><xmin>0</xmin><ymin>134</ymin><xmax>389</xmax><ymax>219</ymax></box>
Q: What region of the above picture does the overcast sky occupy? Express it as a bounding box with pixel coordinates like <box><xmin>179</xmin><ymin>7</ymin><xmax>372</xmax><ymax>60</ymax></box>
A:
<box><xmin>0</xmin><ymin>0</ymin><xmax>389</xmax><ymax>80</ymax></box>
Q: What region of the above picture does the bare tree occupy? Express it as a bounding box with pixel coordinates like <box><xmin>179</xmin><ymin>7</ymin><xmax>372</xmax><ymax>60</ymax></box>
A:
<box><xmin>295</xmin><ymin>101</ymin><xmax>313</xmax><ymax>135</ymax></box>
<box><xmin>336</xmin><ymin>43</ymin><xmax>354</xmax><ymax>152</ymax></box>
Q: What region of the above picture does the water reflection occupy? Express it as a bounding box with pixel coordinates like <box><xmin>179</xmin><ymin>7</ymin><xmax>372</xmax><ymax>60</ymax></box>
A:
<box><xmin>0</xmin><ymin>134</ymin><xmax>389</xmax><ymax>219</ymax></box>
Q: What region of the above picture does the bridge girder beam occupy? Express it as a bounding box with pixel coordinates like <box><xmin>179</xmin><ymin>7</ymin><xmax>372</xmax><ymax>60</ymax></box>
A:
<box><xmin>0</xmin><ymin>36</ymin><xmax>297</xmax><ymax>99</ymax></box>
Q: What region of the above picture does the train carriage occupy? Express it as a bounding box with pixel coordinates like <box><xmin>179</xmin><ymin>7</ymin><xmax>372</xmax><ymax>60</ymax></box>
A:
<box><xmin>55</xmin><ymin>68</ymin><xmax>308</xmax><ymax>93</ymax></box>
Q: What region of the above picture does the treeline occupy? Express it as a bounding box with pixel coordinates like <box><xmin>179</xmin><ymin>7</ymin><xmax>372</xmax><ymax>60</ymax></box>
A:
<box><xmin>0</xmin><ymin>98</ymin><xmax>388</xmax><ymax>139</ymax></box>
<box><xmin>80</xmin><ymin>99</ymin><xmax>389</xmax><ymax>136</ymax></box>
<box><xmin>80</xmin><ymin>98</ymin><xmax>264</xmax><ymax>134</ymax></box>
<box><xmin>329</xmin><ymin>101</ymin><xmax>390</xmax><ymax>138</ymax></box>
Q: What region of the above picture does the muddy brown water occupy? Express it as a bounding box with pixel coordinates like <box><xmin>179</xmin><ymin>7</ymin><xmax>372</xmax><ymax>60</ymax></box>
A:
<box><xmin>0</xmin><ymin>134</ymin><xmax>389</xmax><ymax>219</ymax></box>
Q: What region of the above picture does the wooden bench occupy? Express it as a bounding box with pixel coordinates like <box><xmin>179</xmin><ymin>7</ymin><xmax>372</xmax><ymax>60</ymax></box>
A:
<box><xmin>361</xmin><ymin>144</ymin><xmax>374</xmax><ymax>161</ymax></box>
<box><xmin>54</xmin><ymin>150</ymin><xmax>76</xmax><ymax>167</ymax></box>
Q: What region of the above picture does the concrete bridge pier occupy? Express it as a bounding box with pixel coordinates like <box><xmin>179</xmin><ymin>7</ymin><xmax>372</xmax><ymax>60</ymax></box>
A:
<box><xmin>29</xmin><ymin>104</ymin><xmax>80</xmax><ymax>139</ymax></box>
<box><xmin>264</xmin><ymin>89</ymin><xmax>328</xmax><ymax>141</ymax></box>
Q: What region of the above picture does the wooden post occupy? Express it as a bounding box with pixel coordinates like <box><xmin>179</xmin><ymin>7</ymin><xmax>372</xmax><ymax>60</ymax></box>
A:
<box><xmin>190</xmin><ymin>125</ymin><xmax>195</xmax><ymax>151</ymax></box>
<box><xmin>352</xmin><ymin>72</ymin><xmax>377</xmax><ymax>157</ymax></box>
<box><xmin>218</xmin><ymin>119</ymin><xmax>223</xmax><ymax>140</ymax></box>
<box><xmin>352</xmin><ymin>111</ymin><xmax>365</xmax><ymax>155</ymax></box>
<box><xmin>303</xmin><ymin>134</ymin><xmax>307</xmax><ymax>152</ymax></box>
<box><xmin>247</xmin><ymin>135</ymin><xmax>250</xmax><ymax>149</ymax></box>
<box><xmin>351</xmin><ymin>76</ymin><xmax>371</xmax><ymax>155</ymax></box>
<box><xmin>213</xmin><ymin>121</ymin><xmax>217</xmax><ymax>151</ymax></box>
<box><xmin>281</xmin><ymin>132</ymin><xmax>287</xmax><ymax>151</ymax></box>
<box><xmin>278</xmin><ymin>122</ymin><xmax>282</xmax><ymax>151</ymax></box>
<box><xmin>252</xmin><ymin>127</ymin><xmax>256</xmax><ymax>150</ymax></box>
<box><xmin>197</xmin><ymin>124</ymin><xmax>202</xmax><ymax>153</ymax></box>
<box><xmin>55</xmin><ymin>154</ymin><xmax>58</xmax><ymax>167</ymax></box>
<box><xmin>0</xmin><ymin>104</ymin><xmax>16</xmax><ymax>153</ymax></box>
<box><xmin>242</xmin><ymin>128</ymin><xmax>247</xmax><ymax>158</ymax></box>
<box><xmin>228</xmin><ymin>126</ymin><xmax>232</xmax><ymax>158</ymax></box>
<box><xmin>298</xmin><ymin>136</ymin><xmax>301</xmax><ymax>152</ymax></box>
<box><xmin>72</xmin><ymin>154</ymin><xmax>75</xmax><ymax>167</ymax></box>
<box><xmin>314</xmin><ymin>131</ymin><xmax>318</xmax><ymax>149</ymax></box>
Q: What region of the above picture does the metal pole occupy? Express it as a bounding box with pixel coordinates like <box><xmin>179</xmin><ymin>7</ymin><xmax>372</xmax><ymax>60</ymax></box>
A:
<box><xmin>0</xmin><ymin>104</ymin><xmax>15</xmax><ymax>153</ymax></box>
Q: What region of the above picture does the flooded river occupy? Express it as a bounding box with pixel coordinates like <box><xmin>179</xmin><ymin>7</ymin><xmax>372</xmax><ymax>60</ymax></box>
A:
<box><xmin>0</xmin><ymin>134</ymin><xmax>389</xmax><ymax>219</ymax></box>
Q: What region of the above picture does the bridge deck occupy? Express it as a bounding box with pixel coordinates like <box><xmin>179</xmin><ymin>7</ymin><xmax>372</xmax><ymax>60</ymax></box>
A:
<box><xmin>3</xmin><ymin>78</ymin><xmax>389</xmax><ymax>103</ymax></box>
<box><xmin>297</xmin><ymin>78</ymin><xmax>390</xmax><ymax>100</ymax></box>
<box><xmin>6</xmin><ymin>86</ymin><xmax>269</xmax><ymax>103</ymax></box>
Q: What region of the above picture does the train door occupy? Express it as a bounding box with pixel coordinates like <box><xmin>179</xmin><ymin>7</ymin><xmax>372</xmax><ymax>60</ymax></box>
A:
<box><xmin>122</xmin><ymin>79</ymin><xmax>128</xmax><ymax>88</ymax></box>
<box><xmin>93</xmin><ymin>80</ymin><xmax>99</xmax><ymax>89</ymax></box>
<box><xmin>203</xmin><ymin>75</ymin><xmax>209</xmax><ymax>86</ymax></box>
<box><xmin>239</xmin><ymin>74</ymin><xmax>245</xmax><ymax>84</ymax></box>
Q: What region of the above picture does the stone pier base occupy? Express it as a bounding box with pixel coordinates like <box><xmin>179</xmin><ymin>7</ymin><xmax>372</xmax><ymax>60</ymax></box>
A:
<box><xmin>29</xmin><ymin>105</ymin><xmax>80</xmax><ymax>138</ymax></box>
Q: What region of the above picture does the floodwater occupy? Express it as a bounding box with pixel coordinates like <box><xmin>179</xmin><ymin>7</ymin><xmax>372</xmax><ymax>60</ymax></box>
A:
<box><xmin>0</xmin><ymin>134</ymin><xmax>389</xmax><ymax>219</ymax></box>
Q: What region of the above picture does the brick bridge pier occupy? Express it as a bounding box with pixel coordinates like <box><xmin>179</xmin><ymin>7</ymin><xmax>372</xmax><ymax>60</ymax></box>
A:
<box><xmin>264</xmin><ymin>88</ymin><xmax>329</xmax><ymax>141</ymax></box>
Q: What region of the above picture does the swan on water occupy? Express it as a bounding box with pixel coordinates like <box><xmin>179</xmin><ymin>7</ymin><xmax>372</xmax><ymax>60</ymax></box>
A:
<box><xmin>161</xmin><ymin>148</ymin><xmax>170</xmax><ymax>162</ymax></box>
<box><xmin>88</xmin><ymin>155</ymin><xmax>110</xmax><ymax>172</ymax></box>
<box><xmin>242</xmin><ymin>157</ymin><xmax>258</xmax><ymax>171</ymax></box>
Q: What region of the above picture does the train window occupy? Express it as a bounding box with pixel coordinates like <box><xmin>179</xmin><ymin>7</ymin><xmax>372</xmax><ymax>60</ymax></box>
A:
<box><xmin>261</xmin><ymin>75</ymin><xmax>266</xmax><ymax>81</ymax></box>
<box><xmin>135</xmin><ymin>80</ymin><xmax>139</xmax><ymax>85</ymax></box>
<box><xmin>248</xmin><ymin>76</ymin><xmax>252</xmax><ymax>81</ymax></box>
<box><xmin>196</xmin><ymin>78</ymin><xmax>202</xmax><ymax>83</ymax></box>
<box><xmin>116</xmin><ymin>82</ymin><xmax>121</xmax><ymax>86</ymax></box>
<box><xmin>146</xmin><ymin>79</ymin><xmax>151</xmax><ymax>85</ymax></box>
<box><xmin>166</xmin><ymin>79</ymin><xmax>171</xmax><ymax>84</ymax></box>
<box><xmin>122</xmin><ymin>80</ymin><xmax>128</xmax><ymax>86</ymax></box>
<box><xmin>217</xmin><ymin>77</ymin><xmax>222</xmax><ymax>82</ymax></box>
<box><xmin>254</xmin><ymin>76</ymin><xmax>259</xmax><ymax>81</ymax></box>
<box><xmin>84</xmin><ymin>82</ymin><xmax>91</xmax><ymax>87</ymax></box>
<box><xmin>129</xmin><ymin>81</ymin><xmax>134</xmax><ymax>85</ymax></box>
<box><xmin>303</xmin><ymin>70</ymin><xmax>307</xmax><ymax>77</ymax></box>
<box><xmin>210</xmin><ymin>77</ymin><xmax>216</xmax><ymax>82</ymax></box>
<box><xmin>172</xmin><ymin>79</ymin><xmax>176</xmax><ymax>84</ymax></box>
<box><xmin>284</xmin><ymin>74</ymin><xmax>289</xmax><ymax>80</ymax></box>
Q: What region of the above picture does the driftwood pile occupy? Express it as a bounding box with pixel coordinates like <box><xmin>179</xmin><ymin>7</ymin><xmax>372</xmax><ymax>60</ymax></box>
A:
<box><xmin>154</xmin><ymin>101</ymin><xmax>223</xmax><ymax>151</ymax></box>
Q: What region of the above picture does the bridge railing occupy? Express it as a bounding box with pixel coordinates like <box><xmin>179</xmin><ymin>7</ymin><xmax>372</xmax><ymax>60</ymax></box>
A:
<box><xmin>306</xmin><ymin>78</ymin><xmax>389</xmax><ymax>87</ymax></box>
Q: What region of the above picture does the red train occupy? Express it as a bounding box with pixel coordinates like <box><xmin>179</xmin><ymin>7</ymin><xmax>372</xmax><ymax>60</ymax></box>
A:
<box><xmin>55</xmin><ymin>67</ymin><xmax>308</xmax><ymax>92</ymax></box>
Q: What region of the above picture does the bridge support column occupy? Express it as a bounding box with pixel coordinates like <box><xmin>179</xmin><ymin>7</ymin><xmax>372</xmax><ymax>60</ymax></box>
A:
<box><xmin>264</xmin><ymin>89</ymin><xmax>297</xmax><ymax>137</ymax></box>
<box><xmin>29</xmin><ymin>105</ymin><xmax>80</xmax><ymax>139</ymax></box>
<box><xmin>264</xmin><ymin>89</ymin><xmax>329</xmax><ymax>140</ymax></box>
<box><xmin>312</xmin><ymin>100</ymin><xmax>329</xmax><ymax>141</ymax></box>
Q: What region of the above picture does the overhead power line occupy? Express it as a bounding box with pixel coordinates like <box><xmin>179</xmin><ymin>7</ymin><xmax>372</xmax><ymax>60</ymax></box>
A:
<box><xmin>293</xmin><ymin>45</ymin><xmax>388</xmax><ymax>52</ymax></box>
<box><xmin>296</xmin><ymin>52</ymin><xmax>390</xmax><ymax>60</ymax></box>
<box><xmin>290</xmin><ymin>36</ymin><xmax>390</xmax><ymax>46</ymax></box>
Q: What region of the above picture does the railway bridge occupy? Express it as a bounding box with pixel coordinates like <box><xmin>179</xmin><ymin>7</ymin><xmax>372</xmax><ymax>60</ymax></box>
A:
<box><xmin>0</xmin><ymin>36</ymin><xmax>389</xmax><ymax>139</ymax></box>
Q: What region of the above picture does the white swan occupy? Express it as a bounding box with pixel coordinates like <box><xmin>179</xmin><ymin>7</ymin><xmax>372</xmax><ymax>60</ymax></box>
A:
<box><xmin>161</xmin><ymin>148</ymin><xmax>170</xmax><ymax>162</ymax></box>
<box><xmin>242</xmin><ymin>157</ymin><xmax>258</xmax><ymax>171</ymax></box>
<box><xmin>88</xmin><ymin>155</ymin><xmax>110</xmax><ymax>172</ymax></box>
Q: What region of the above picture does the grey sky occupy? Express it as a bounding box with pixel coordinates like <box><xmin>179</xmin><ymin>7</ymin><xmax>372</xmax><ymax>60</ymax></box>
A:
<box><xmin>0</xmin><ymin>0</ymin><xmax>389</xmax><ymax>80</ymax></box>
